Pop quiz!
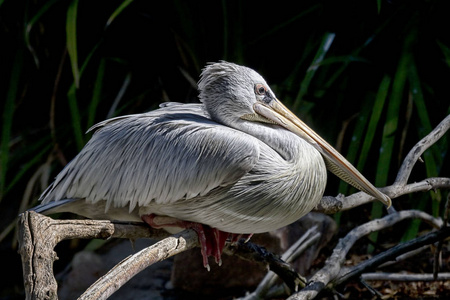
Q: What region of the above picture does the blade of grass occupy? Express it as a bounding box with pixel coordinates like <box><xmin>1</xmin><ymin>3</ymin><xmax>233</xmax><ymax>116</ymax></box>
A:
<box><xmin>66</xmin><ymin>0</ymin><xmax>80</xmax><ymax>88</ymax></box>
<box><xmin>437</xmin><ymin>40</ymin><xmax>450</xmax><ymax>68</ymax></box>
<box><xmin>67</xmin><ymin>85</ymin><xmax>84</xmax><ymax>150</ymax></box>
<box><xmin>357</xmin><ymin>75</ymin><xmax>391</xmax><ymax>171</ymax></box>
<box><xmin>282</xmin><ymin>36</ymin><xmax>320</xmax><ymax>108</ymax></box>
<box><xmin>408</xmin><ymin>59</ymin><xmax>442</xmax><ymax>217</ymax></box>
<box><xmin>335</xmin><ymin>76</ymin><xmax>390</xmax><ymax>225</ymax></box>
<box><xmin>368</xmin><ymin>51</ymin><xmax>410</xmax><ymax>252</ymax></box>
<box><xmin>66</xmin><ymin>0</ymin><xmax>83</xmax><ymax>150</ymax></box>
<box><xmin>105</xmin><ymin>0</ymin><xmax>135</xmax><ymax>28</ymax></box>
<box><xmin>334</xmin><ymin>100</ymin><xmax>371</xmax><ymax>225</ymax></box>
<box><xmin>293</xmin><ymin>32</ymin><xmax>336</xmax><ymax>111</ymax></box>
<box><xmin>320</xmin><ymin>16</ymin><xmax>394</xmax><ymax>96</ymax></box>
<box><xmin>107</xmin><ymin>72</ymin><xmax>132</xmax><ymax>119</ymax></box>
<box><xmin>337</xmin><ymin>99</ymin><xmax>372</xmax><ymax>194</ymax></box>
<box><xmin>5</xmin><ymin>144</ymin><xmax>53</xmax><ymax>196</ymax></box>
<box><xmin>337</xmin><ymin>75</ymin><xmax>391</xmax><ymax>199</ymax></box>
<box><xmin>68</xmin><ymin>0</ymin><xmax>136</xmax><ymax>147</ymax></box>
<box><xmin>67</xmin><ymin>37</ymin><xmax>101</xmax><ymax>150</ymax></box>
<box><xmin>222</xmin><ymin>1</ymin><xmax>244</xmax><ymax>63</ymax></box>
<box><xmin>24</xmin><ymin>0</ymin><xmax>60</xmax><ymax>68</ymax></box>
<box><xmin>0</xmin><ymin>48</ymin><xmax>23</xmax><ymax>203</ymax></box>
<box><xmin>87</xmin><ymin>58</ymin><xmax>106</xmax><ymax>129</ymax></box>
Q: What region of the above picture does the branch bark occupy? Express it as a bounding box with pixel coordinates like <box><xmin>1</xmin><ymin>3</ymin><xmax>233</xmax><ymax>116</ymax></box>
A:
<box><xmin>78</xmin><ymin>229</ymin><xmax>199</xmax><ymax>300</ymax></box>
<box><xmin>315</xmin><ymin>177</ymin><xmax>450</xmax><ymax>214</ymax></box>
<box><xmin>18</xmin><ymin>211</ymin><xmax>169</xmax><ymax>300</ymax></box>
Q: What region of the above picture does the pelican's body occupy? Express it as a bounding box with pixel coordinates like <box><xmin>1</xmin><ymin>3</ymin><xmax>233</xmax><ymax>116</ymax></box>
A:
<box><xmin>35</xmin><ymin>62</ymin><xmax>390</xmax><ymax>268</ymax></box>
<box><xmin>40</xmin><ymin>103</ymin><xmax>326</xmax><ymax>234</ymax></box>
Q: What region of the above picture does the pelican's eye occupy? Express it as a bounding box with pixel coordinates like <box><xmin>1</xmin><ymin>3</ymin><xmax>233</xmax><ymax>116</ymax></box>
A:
<box><xmin>255</xmin><ymin>84</ymin><xmax>266</xmax><ymax>96</ymax></box>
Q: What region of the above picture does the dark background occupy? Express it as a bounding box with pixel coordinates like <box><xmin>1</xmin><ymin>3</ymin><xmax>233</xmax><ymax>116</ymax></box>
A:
<box><xmin>1</xmin><ymin>0</ymin><xmax>449</xmax><ymax>298</ymax></box>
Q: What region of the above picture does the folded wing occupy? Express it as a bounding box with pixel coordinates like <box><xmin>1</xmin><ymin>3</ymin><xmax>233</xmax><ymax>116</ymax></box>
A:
<box><xmin>40</xmin><ymin>103</ymin><xmax>260</xmax><ymax>213</ymax></box>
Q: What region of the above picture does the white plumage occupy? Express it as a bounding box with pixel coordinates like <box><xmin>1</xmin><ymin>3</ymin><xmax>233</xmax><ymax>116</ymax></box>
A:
<box><xmin>35</xmin><ymin>61</ymin><xmax>390</xmax><ymax>267</ymax></box>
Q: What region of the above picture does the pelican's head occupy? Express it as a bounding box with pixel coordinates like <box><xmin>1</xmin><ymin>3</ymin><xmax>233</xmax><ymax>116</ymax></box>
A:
<box><xmin>198</xmin><ymin>61</ymin><xmax>277</xmax><ymax>125</ymax></box>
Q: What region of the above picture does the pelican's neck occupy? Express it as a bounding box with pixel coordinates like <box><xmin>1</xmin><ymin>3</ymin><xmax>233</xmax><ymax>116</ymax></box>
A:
<box><xmin>234</xmin><ymin>119</ymin><xmax>306</xmax><ymax>161</ymax></box>
<box><xmin>204</xmin><ymin>106</ymin><xmax>314</xmax><ymax>161</ymax></box>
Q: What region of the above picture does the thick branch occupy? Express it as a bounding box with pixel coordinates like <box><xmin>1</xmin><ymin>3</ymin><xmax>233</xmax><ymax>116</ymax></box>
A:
<box><xmin>17</xmin><ymin>211</ymin><xmax>169</xmax><ymax>300</ymax></box>
<box><xmin>78</xmin><ymin>229</ymin><xmax>199</xmax><ymax>300</ymax></box>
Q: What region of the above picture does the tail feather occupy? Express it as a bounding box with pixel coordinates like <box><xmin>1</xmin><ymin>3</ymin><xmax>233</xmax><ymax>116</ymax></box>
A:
<box><xmin>29</xmin><ymin>199</ymin><xmax>78</xmax><ymax>215</ymax></box>
<box><xmin>28</xmin><ymin>198</ymin><xmax>142</xmax><ymax>222</ymax></box>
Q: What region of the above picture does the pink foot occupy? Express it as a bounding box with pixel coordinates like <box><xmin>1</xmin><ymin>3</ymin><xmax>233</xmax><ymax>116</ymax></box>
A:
<box><xmin>141</xmin><ymin>214</ymin><xmax>252</xmax><ymax>270</ymax></box>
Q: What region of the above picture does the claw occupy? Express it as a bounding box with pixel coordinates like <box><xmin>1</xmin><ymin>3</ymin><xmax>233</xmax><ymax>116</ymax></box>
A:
<box><xmin>213</xmin><ymin>228</ymin><xmax>228</xmax><ymax>266</ymax></box>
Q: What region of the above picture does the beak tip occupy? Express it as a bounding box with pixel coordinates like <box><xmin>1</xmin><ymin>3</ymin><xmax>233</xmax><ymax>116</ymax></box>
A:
<box><xmin>382</xmin><ymin>195</ymin><xmax>392</xmax><ymax>209</ymax></box>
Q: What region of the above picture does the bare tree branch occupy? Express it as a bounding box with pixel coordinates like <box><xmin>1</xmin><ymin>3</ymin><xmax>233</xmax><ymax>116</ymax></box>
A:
<box><xmin>316</xmin><ymin>177</ymin><xmax>450</xmax><ymax>214</ymax></box>
<box><xmin>335</xmin><ymin>225</ymin><xmax>450</xmax><ymax>285</ymax></box>
<box><xmin>78</xmin><ymin>229</ymin><xmax>199</xmax><ymax>300</ymax></box>
<box><xmin>361</xmin><ymin>272</ymin><xmax>450</xmax><ymax>281</ymax></box>
<box><xmin>286</xmin><ymin>210</ymin><xmax>445</xmax><ymax>300</ymax></box>
<box><xmin>394</xmin><ymin>114</ymin><xmax>450</xmax><ymax>186</ymax></box>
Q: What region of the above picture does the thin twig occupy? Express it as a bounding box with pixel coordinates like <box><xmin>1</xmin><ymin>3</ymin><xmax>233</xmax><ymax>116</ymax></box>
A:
<box><xmin>362</xmin><ymin>272</ymin><xmax>450</xmax><ymax>281</ymax></box>
<box><xmin>434</xmin><ymin>192</ymin><xmax>450</xmax><ymax>279</ymax></box>
<box><xmin>378</xmin><ymin>245</ymin><xmax>429</xmax><ymax>268</ymax></box>
<box><xmin>394</xmin><ymin>114</ymin><xmax>450</xmax><ymax>186</ymax></box>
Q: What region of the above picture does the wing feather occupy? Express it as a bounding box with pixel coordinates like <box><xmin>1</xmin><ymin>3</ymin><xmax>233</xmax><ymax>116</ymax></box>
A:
<box><xmin>40</xmin><ymin>104</ymin><xmax>260</xmax><ymax>213</ymax></box>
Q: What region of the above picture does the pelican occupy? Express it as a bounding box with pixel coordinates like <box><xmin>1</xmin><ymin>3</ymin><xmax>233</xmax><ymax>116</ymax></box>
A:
<box><xmin>34</xmin><ymin>61</ymin><xmax>391</xmax><ymax>270</ymax></box>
